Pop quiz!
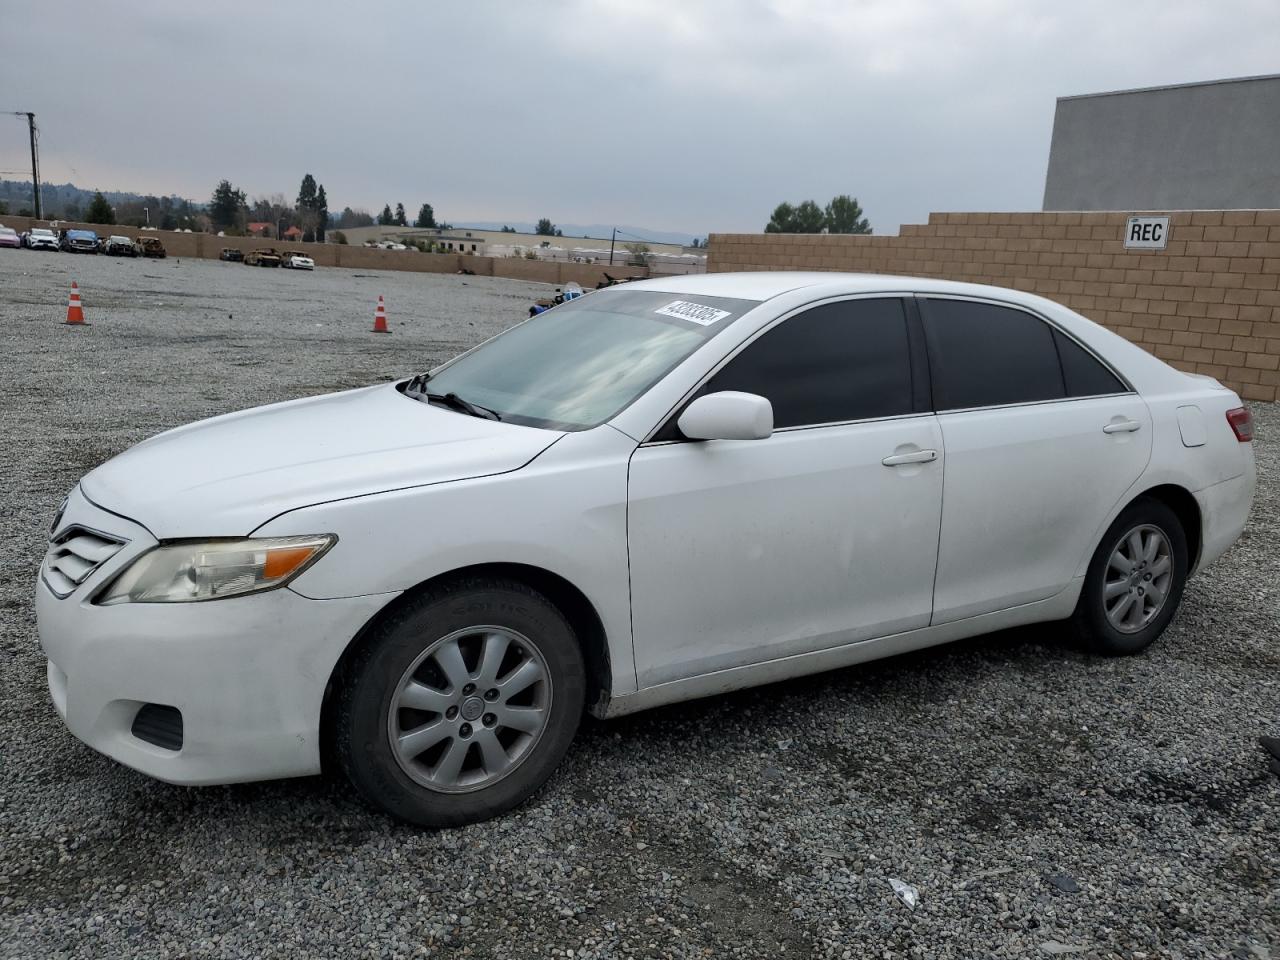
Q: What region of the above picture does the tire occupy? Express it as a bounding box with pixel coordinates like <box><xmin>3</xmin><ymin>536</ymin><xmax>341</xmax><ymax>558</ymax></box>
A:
<box><xmin>335</xmin><ymin>577</ymin><xmax>585</xmax><ymax>827</ymax></box>
<box><xmin>1072</xmin><ymin>497</ymin><xmax>1188</xmax><ymax>655</ymax></box>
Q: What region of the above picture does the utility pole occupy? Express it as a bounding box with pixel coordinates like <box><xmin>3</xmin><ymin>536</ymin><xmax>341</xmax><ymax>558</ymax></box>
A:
<box><xmin>609</xmin><ymin>227</ymin><xmax>616</xmax><ymax>266</ymax></box>
<box><xmin>23</xmin><ymin>112</ymin><xmax>40</xmax><ymax>220</ymax></box>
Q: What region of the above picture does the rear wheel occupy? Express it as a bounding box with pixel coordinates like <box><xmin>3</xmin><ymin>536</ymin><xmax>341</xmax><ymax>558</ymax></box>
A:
<box><xmin>1073</xmin><ymin>497</ymin><xmax>1188</xmax><ymax>655</ymax></box>
<box><xmin>335</xmin><ymin>578</ymin><xmax>585</xmax><ymax>827</ymax></box>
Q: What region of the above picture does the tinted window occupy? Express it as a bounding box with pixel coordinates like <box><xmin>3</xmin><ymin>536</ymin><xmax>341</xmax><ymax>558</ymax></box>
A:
<box><xmin>1054</xmin><ymin>329</ymin><xmax>1126</xmax><ymax>396</ymax></box>
<box><xmin>696</xmin><ymin>298</ymin><xmax>913</xmax><ymax>429</ymax></box>
<box><xmin>923</xmin><ymin>299</ymin><xmax>1065</xmax><ymax>410</ymax></box>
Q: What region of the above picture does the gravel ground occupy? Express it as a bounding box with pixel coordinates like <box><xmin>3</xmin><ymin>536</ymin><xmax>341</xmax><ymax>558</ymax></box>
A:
<box><xmin>1</xmin><ymin>252</ymin><xmax>1277</xmax><ymax>959</ymax></box>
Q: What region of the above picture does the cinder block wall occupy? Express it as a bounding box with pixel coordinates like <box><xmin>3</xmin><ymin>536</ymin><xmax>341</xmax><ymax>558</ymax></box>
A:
<box><xmin>707</xmin><ymin>211</ymin><xmax>1280</xmax><ymax>403</ymax></box>
<box><xmin>0</xmin><ymin>215</ymin><xmax>650</xmax><ymax>289</ymax></box>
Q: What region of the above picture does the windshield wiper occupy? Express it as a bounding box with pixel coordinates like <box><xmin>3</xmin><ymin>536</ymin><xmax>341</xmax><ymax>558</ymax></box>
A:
<box><xmin>403</xmin><ymin>373</ymin><xmax>502</xmax><ymax>421</ymax></box>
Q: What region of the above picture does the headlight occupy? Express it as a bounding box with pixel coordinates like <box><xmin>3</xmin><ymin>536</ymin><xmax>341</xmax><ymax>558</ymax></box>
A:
<box><xmin>97</xmin><ymin>535</ymin><xmax>336</xmax><ymax>605</ymax></box>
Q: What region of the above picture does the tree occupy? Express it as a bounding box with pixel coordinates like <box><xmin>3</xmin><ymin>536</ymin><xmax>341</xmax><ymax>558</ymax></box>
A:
<box><xmin>296</xmin><ymin>174</ymin><xmax>317</xmax><ymax>210</ymax></box>
<box><xmin>338</xmin><ymin>207</ymin><xmax>374</xmax><ymax>228</ymax></box>
<box><xmin>314</xmin><ymin>185</ymin><xmax>328</xmax><ymax>242</ymax></box>
<box><xmin>0</xmin><ymin>200</ymin><xmax>8</xmax><ymax>216</ymax></box>
<box><xmin>294</xmin><ymin>175</ymin><xmax>327</xmax><ymax>241</ymax></box>
<box><xmin>86</xmin><ymin>191</ymin><xmax>116</xmax><ymax>225</ymax></box>
<box><xmin>394</xmin><ymin>203</ymin><xmax>407</xmax><ymax>227</ymax></box>
<box><xmin>378</xmin><ymin>204</ymin><xmax>394</xmax><ymax>226</ymax></box>
<box><xmin>500</xmin><ymin>225</ymin><xmax>516</xmax><ymax>233</ymax></box>
<box><xmin>414</xmin><ymin>203</ymin><xmax>436</xmax><ymax>228</ymax></box>
<box><xmin>764</xmin><ymin>202</ymin><xmax>797</xmax><ymax>233</ymax></box>
<box><xmin>209</xmin><ymin>180</ymin><xmax>247</xmax><ymax>231</ymax></box>
<box><xmin>535</xmin><ymin>218</ymin><xmax>556</xmax><ymax>236</ymax></box>
<box><xmin>624</xmin><ymin>242</ymin><xmax>651</xmax><ymax>267</ymax></box>
<box><xmin>793</xmin><ymin>200</ymin><xmax>826</xmax><ymax>233</ymax></box>
<box><xmin>824</xmin><ymin>194</ymin><xmax>871</xmax><ymax>234</ymax></box>
<box><xmin>765</xmin><ymin>194</ymin><xmax>873</xmax><ymax>234</ymax></box>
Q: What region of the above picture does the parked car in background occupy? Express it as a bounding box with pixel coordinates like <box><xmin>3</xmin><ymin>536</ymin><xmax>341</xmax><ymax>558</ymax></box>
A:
<box><xmin>35</xmin><ymin>273</ymin><xmax>1255</xmax><ymax>828</ymax></box>
<box><xmin>244</xmin><ymin>247</ymin><xmax>282</xmax><ymax>267</ymax></box>
<box><xmin>0</xmin><ymin>226</ymin><xmax>20</xmax><ymax>249</ymax></box>
<box><xmin>104</xmin><ymin>236</ymin><xmax>140</xmax><ymax>257</ymax></box>
<box><xmin>280</xmin><ymin>251</ymin><xmax>315</xmax><ymax>270</ymax></box>
<box><xmin>22</xmin><ymin>227</ymin><xmax>60</xmax><ymax>251</ymax></box>
<box><xmin>60</xmin><ymin>230</ymin><xmax>99</xmax><ymax>254</ymax></box>
<box><xmin>219</xmin><ymin>247</ymin><xmax>244</xmax><ymax>262</ymax></box>
<box><xmin>137</xmin><ymin>236</ymin><xmax>166</xmax><ymax>259</ymax></box>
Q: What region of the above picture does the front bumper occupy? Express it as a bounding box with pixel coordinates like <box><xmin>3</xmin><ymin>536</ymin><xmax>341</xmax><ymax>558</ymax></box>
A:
<box><xmin>36</xmin><ymin>487</ymin><xmax>398</xmax><ymax>785</ymax></box>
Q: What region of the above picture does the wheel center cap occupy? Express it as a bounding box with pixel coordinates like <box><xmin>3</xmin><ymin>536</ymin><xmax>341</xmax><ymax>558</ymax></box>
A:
<box><xmin>461</xmin><ymin>697</ymin><xmax>485</xmax><ymax>722</ymax></box>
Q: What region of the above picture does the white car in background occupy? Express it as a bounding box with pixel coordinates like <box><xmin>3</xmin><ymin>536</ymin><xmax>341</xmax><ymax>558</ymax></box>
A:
<box><xmin>281</xmin><ymin>252</ymin><xmax>315</xmax><ymax>270</ymax></box>
<box><xmin>22</xmin><ymin>227</ymin><xmax>60</xmax><ymax>251</ymax></box>
<box><xmin>37</xmin><ymin>273</ymin><xmax>1255</xmax><ymax>827</ymax></box>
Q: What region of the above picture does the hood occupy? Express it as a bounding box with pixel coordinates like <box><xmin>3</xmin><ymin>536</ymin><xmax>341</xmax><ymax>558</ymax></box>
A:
<box><xmin>81</xmin><ymin>384</ymin><xmax>562</xmax><ymax>537</ymax></box>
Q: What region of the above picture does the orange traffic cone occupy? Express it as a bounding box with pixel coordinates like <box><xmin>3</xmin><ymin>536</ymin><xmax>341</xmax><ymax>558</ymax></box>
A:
<box><xmin>65</xmin><ymin>281</ymin><xmax>87</xmax><ymax>326</ymax></box>
<box><xmin>372</xmin><ymin>295</ymin><xmax>389</xmax><ymax>333</ymax></box>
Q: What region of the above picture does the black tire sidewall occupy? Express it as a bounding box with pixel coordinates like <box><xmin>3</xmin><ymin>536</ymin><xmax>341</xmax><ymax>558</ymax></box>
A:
<box><xmin>338</xmin><ymin>580</ymin><xmax>585</xmax><ymax>827</ymax></box>
<box><xmin>1078</xmin><ymin>498</ymin><xmax>1189</xmax><ymax>655</ymax></box>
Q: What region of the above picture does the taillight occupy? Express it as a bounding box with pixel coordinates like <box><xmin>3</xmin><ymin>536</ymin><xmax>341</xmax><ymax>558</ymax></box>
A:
<box><xmin>1226</xmin><ymin>406</ymin><xmax>1253</xmax><ymax>442</ymax></box>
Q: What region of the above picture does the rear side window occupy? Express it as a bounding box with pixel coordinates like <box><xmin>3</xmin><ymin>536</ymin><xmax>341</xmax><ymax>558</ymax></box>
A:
<box><xmin>922</xmin><ymin>299</ymin><xmax>1065</xmax><ymax>410</ymax></box>
<box><xmin>697</xmin><ymin>298</ymin><xmax>913</xmax><ymax>429</ymax></box>
<box><xmin>1054</xmin><ymin>329</ymin><xmax>1126</xmax><ymax>396</ymax></box>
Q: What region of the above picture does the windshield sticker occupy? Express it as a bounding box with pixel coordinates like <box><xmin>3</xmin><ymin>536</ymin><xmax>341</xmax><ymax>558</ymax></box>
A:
<box><xmin>654</xmin><ymin>300</ymin><xmax>733</xmax><ymax>326</ymax></box>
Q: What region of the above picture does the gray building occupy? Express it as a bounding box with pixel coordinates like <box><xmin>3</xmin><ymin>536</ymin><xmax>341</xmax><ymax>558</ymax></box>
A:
<box><xmin>1043</xmin><ymin>74</ymin><xmax>1280</xmax><ymax>211</ymax></box>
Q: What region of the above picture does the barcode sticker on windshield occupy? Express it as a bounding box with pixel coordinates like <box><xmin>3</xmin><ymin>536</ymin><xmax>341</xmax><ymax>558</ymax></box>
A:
<box><xmin>654</xmin><ymin>300</ymin><xmax>732</xmax><ymax>326</ymax></box>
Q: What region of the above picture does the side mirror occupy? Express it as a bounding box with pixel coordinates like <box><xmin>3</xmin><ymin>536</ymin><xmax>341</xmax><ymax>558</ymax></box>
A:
<box><xmin>678</xmin><ymin>391</ymin><xmax>773</xmax><ymax>441</ymax></box>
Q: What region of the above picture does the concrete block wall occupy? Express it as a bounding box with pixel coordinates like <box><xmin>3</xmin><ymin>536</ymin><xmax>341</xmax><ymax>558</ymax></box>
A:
<box><xmin>706</xmin><ymin>210</ymin><xmax>1280</xmax><ymax>402</ymax></box>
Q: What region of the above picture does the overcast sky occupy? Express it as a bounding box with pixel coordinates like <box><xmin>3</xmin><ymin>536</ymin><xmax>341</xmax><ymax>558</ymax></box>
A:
<box><xmin>2</xmin><ymin>1</ymin><xmax>1277</xmax><ymax>237</ymax></box>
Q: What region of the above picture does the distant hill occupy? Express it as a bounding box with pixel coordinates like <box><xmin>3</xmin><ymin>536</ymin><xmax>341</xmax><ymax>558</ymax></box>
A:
<box><xmin>0</xmin><ymin>180</ymin><xmax>700</xmax><ymax>245</ymax></box>
<box><xmin>455</xmin><ymin>221</ymin><xmax>700</xmax><ymax>246</ymax></box>
<box><xmin>0</xmin><ymin>179</ymin><xmax>200</xmax><ymax>218</ymax></box>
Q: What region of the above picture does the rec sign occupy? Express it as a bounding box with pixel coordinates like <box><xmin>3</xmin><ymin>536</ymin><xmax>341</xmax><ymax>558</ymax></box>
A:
<box><xmin>1124</xmin><ymin>216</ymin><xmax>1171</xmax><ymax>250</ymax></box>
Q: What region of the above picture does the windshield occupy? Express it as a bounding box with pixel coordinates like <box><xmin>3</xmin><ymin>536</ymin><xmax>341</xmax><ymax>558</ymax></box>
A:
<box><xmin>419</xmin><ymin>289</ymin><xmax>759</xmax><ymax>431</ymax></box>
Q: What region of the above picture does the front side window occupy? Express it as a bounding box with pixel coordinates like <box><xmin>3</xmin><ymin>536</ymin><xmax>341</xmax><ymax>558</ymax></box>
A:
<box><xmin>421</xmin><ymin>290</ymin><xmax>757</xmax><ymax>430</ymax></box>
<box><xmin>691</xmin><ymin>298</ymin><xmax>914</xmax><ymax>430</ymax></box>
<box><xmin>922</xmin><ymin>299</ymin><xmax>1066</xmax><ymax>410</ymax></box>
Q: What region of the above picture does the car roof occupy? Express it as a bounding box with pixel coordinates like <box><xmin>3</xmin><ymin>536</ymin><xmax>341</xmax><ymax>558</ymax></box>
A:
<box><xmin>623</xmin><ymin>271</ymin><xmax>1058</xmax><ymax>310</ymax></box>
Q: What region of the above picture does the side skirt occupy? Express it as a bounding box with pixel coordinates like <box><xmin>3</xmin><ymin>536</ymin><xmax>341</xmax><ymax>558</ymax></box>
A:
<box><xmin>599</xmin><ymin>582</ymin><xmax>1082</xmax><ymax>719</ymax></box>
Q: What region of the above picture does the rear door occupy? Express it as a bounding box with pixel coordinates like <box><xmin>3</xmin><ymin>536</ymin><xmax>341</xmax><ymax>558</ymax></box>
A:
<box><xmin>920</xmin><ymin>296</ymin><xmax>1152</xmax><ymax>623</ymax></box>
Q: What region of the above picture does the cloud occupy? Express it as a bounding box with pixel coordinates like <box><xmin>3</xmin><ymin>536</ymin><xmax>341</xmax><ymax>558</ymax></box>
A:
<box><xmin>1</xmin><ymin>0</ymin><xmax>1277</xmax><ymax>236</ymax></box>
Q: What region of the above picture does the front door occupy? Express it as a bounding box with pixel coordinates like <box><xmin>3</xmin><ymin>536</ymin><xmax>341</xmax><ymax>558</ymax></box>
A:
<box><xmin>626</xmin><ymin>297</ymin><xmax>945</xmax><ymax>688</ymax></box>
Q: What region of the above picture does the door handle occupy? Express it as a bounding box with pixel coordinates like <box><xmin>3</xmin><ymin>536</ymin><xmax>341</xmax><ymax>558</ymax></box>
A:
<box><xmin>882</xmin><ymin>449</ymin><xmax>938</xmax><ymax>466</ymax></box>
<box><xmin>1102</xmin><ymin>419</ymin><xmax>1142</xmax><ymax>434</ymax></box>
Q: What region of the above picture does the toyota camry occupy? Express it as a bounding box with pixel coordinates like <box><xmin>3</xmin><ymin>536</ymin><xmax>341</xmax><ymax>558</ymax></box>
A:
<box><xmin>37</xmin><ymin>273</ymin><xmax>1255</xmax><ymax>826</ymax></box>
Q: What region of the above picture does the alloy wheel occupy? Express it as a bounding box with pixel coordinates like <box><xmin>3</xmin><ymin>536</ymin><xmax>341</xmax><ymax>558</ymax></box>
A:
<box><xmin>1103</xmin><ymin>524</ymin><xmax>1174</xmax><ymax>634</ymax></box>
<box><xmin>387</xmin><ymin>626</ymin><xmax>552</xmax><ymax>794</ymax></box>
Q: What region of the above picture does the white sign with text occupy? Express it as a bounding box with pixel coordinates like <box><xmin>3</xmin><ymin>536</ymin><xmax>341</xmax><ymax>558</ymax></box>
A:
<box><xmin>1124</xmin><ymin>216</ymin><xmax>1171</xmax><ymax>250</ymax></box>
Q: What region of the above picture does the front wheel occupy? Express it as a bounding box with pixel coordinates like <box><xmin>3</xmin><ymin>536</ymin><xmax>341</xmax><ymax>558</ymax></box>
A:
<box><xmin>1073</xmin><ymin>497</ymin><xmax>1189</xmax><ymax>655</ymax></box>
<box><xmin>335</xmin><ymin>578</ymin><xmax>585</xmax><ymax>827</ymax></box>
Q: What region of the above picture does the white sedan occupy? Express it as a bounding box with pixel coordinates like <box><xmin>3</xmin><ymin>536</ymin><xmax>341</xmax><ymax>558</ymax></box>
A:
<box><xmin>36</xmin><ymin>273</ymin><xmax>1255</xmax><ymax>826</ymax></box>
